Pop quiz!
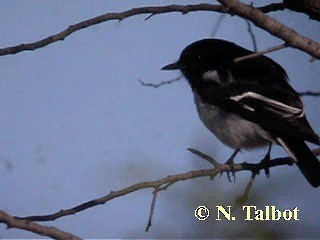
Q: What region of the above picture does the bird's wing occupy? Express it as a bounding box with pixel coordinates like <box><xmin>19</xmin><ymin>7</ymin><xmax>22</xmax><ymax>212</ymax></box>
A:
<box><xmin>197</xmin><ymin>82</ymin><xmax>320</xmax><ymax>145</ymax></box>
<box><xmin>228</xmin><ymin>86</ymin><xmax>304</xmax><ymax>119</ymax></box>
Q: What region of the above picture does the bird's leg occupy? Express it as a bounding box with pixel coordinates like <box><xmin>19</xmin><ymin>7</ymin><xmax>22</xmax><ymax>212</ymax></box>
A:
<box><xmin>222</xmin><ymin>148</ymin><xmax>240</xmax><ymax>182</ymax></box>
<box><xmin>262</xmin><ymin>143</ymin><xmax>272</xmax><ymax>178</ymax></box>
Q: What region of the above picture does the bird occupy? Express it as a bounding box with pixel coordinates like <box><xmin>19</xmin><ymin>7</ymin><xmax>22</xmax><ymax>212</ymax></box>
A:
<box><xmin>162</xmin><ymin>38</ymin><xmax>320</xmax><ymax>188</ymax></box>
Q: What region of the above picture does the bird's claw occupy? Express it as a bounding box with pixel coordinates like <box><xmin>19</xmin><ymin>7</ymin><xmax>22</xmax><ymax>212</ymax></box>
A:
<box><xmin>262</xmin><ymin>151</ymin><xmax>271</xmax><ymax>178</ymax></box>
<box><xmin>224</xmin><ymin>157</ymin><xmax>236</xmax><ymax>182</ymax></box>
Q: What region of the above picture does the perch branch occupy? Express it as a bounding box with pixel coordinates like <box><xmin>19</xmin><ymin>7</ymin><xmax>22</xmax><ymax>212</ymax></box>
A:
<box><xmin>14</xmin><ymin>147</ymin><xmax>320</xmax><ymax>233</ymax></box>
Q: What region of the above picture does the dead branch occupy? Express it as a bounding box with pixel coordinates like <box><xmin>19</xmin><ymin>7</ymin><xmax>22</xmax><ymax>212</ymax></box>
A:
<box><xmin>298</xmin><ymin>90</ymin><xmax>320</xmax><ymax>97</ymax></box>
<box><xmin>218</xmin><ymin>0</ymin><xmax>320</xmax><ymax>59</ymax></box>
<box><xmin>188</xmin><ymin>148</ymin><xmax>220</xmax><ymax>169</ymax></box>
<box><xmin>0</xmin><ymin>4</ymin><xmax>228</xmax><ymax>56</ymax></box>
<box><xmin>14</xmin><ymin>147</ymin><xmax>320</xmax><ymax>232</ymax></box>
<box><xmin>234</xmin><ymin>43</ymin><xmax>287</xmax><ymax>62</ymax></box>
<box><xmin>0</xmin><ymin>3</ymin><xmax>316</xmax><ymax>58</ymax></box>
<box><xmin>138</xmin><ymin>75</ymin><xmax>182</xmax><ymax>88</ymax></box>
<box><xmin>145</xmin><ymin>187</ymin><xmax>159</xmax><ymax>232</ymax></box>
<box><xmin>232</xmin><ymin>174</ymin><xmax>256</xmax><ymax>213</ymax></box>
<box><xmin>245</xmin><ymin>20</ymin><xmax>258</xmax><ymax>52</ymax></box>
<box><xmin>0</xmin><ymin>210</ymin><xmax>80</xmax><ymax>240</ymax></box>
<box><xmin>139</xmin><ymin>76</ymin><xmax>320</xmax><ymax>97</ymax></box>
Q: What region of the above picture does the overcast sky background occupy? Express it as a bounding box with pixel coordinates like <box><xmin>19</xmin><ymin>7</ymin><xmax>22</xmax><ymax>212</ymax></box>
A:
<box><xmin>1</xmin><ymin>1</ymin><xmax>319</xmax><ymax>238</ymax></box>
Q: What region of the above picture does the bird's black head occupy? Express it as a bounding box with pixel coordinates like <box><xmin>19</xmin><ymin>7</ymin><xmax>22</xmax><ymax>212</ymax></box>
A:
<box><xmin>162</xmin><ymin>38</ymin><xmax>288</xmax><ymax>89</ymax></box>
<box><xmin>162</xmin><ymin>39</ymin><xmax>251</xmax><ymax>88</ymax></box>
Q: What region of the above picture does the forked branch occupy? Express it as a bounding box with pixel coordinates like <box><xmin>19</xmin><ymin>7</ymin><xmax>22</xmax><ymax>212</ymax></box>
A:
<box><xmin>14</xmin><ymin>148</ymin><xmax>320</xmax><ymax>232</ymax></box>
<box><xmin>1</xmin><ymin>2</ymin><xmax>319</xmax><ymax>59</ymax></box>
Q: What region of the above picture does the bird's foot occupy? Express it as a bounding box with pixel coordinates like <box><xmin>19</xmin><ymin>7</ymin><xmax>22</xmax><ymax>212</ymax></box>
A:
<box><xmin>220</xmin><ymin>149</ymin><xmax>240</xmax><ymax>182</ymax></box>
<box><xmin>225</xmin><ymin>157</ymin><xmax>236</xmax><ymax>182</ymax></box>
<box><xmin>261</xmin><ymin>143</ymin><xmax>272</xmax><ymax>178</ymax></box>
<box><xmin>261</xmin><ymin>151</ymin><xmax>271</xmax><ymax>178</ymax></box>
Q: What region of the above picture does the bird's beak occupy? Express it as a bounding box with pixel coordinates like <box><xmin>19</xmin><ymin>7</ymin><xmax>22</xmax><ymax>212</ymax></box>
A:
<box><xmin>161</xmin><ymin>61</ymin><xmax>181</xmax><ymax>71</ymax></box>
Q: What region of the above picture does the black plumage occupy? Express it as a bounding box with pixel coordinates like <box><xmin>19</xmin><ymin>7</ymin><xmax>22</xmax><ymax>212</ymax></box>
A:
<box><xmin>162</xmin><ymin>38</ymin><xmax>320</xmax><ymax>187</ymax></box>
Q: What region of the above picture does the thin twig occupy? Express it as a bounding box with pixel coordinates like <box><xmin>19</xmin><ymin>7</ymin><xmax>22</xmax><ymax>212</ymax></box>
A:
<box><xmin>187</xmin><ymin>148</ymin><xmax>220</xmax><ymax>168</ymax></box>
<box><xmin>243</xmin><ymin>174</ymin><xmax>256</xmax><ymax>197</ymax></box>
<box><xmin>232</xmin><ymin>174</ymin><xmax>256</xmax><ymax>213</ymax></box>
<box><xmin>234</xmin><ymin>43</ymin><xmax>287</xmax><ymax>63</ymax></box>
<box><xmin>245</xmin><ymin>20</ymin><xmax>257</xmax><ymax>52</ymax></box>
<box><xmin>158</xmin><ymin>182</ymin><xmax>175</xmax><ymax>191</ymax></box>
<box><xmin>146</xmin><ymin>181</ymin><xmax>177</xmax><ymax>231</ymax></box>
<box><xmin>138</xmin><ymin>75</ymin><xmax>182</xmax><ymax>88</ymax></box>
<box><xmin>145</xmin><ymin>13</ymin><xmax>155</xmax><ymax>20</ymax></box>
<box><xmin>298</xmin><ymin>91</ymin><xmax>320</xmax><ymax>97</ymax></box>
<box><xmin>145</xmin><ymin>187</ymin><xmax>160</xmax><ymax>232</ymax></box>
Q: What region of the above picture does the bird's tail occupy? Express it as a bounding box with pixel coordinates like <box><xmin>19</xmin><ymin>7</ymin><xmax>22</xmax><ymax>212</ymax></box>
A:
<box><xmin>277</xmin><ymin>137</ymin><xmax>320</xmax><ymax>188</ymax></box>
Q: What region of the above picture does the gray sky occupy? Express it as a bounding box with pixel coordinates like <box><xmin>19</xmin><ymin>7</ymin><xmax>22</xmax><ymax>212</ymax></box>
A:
<box><xmin>1</xmin><ymin>1</ymin><xmax>319</xmax><ymax>238</ymax></box>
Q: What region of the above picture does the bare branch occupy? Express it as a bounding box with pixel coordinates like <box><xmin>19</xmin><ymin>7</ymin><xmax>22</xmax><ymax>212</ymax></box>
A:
<box><xmin>233</xmin><ymin>174</ymin><xmax>256</xmax><ymax>212</ymax></box>
<box><xmin>298</xmin><ymin>90</ymin><xmax>320</xmax><ymax>97</ymax></box>
<box><xmin>218</xmin><ymin>0</ymin><xmax>320</xmax><ymax>59</ymax></box>
<box><xmin>188</xmin><ymin>148</ymin><xmax>220</xmax><ymax>169</ymax></box>
<box><xmin>138</xmin><ymin>75</ymin><xmax>182</xmax><ymax>88</ymax></box>
<box><xmin>15</xmin><ymin>167</ymin><xmax>221</xmax><ymax>223</ymax></box>
<box><xmin>0</xmin><ymin>3</ymin><xmax>314</xmax><ymax>57</ymax></box>
<box><xmin>15</xmin><ymin>148</ymin><xmax>320</xmax><ymax>227</ymax></box>
<box><xmin>0</xmin><ymin>4</ymin><xmax>226</xmax><ymax>56</ymax></box>
<box><xmin>145</xmin><ymin>187</ymin><xmax>159</xmax><ymax>232</ymax></box>
<box><xmin>243</xmin><ymin>174</ymin><xmax>256</xmax><ymax>197</ymax></box>
<box><xmin>0</xmin><ymin>210</ymin><xmax>80</xmax><ymax>240</ymax></box>
<box><xmin>234</xmin><ymin>43</ymin><xmax>287</xmax><ymax>63</ymax></box>
<box><xmin>145</xmin><ymin>13</ymin><xmax>156</xmax><ymax>21</ymax></box>
<box><xmin>245</xmin><ymin>20</ymin><xmax>258</xmax><ymax>52</ymax></box>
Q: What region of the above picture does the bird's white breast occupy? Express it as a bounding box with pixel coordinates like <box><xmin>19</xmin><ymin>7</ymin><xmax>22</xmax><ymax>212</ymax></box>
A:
<box><xmin>193</xmin><ymin>92</ymin><xmax>273</xmax><ymax>149</ymax></box>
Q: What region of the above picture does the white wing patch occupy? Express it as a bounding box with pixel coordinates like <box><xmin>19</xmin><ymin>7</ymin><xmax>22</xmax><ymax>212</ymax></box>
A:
<box><xmin>242</xmin><ymin>105</ymin><xmax>255</xmax><ymax>112</ymax></box>
<box><xmin>202</xmin><ymin>70</ymin><xmax>236</xmax><ymax>86</ymax></box>
<box><xmin>230</xmin><ymin>91</ymin><xmax>305</xmax><ymax>118</ymax></box>
<box><xmin>202</xmin><ymin>70</ymin><xmax>220</xmax><ymax>83</ymax></box>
